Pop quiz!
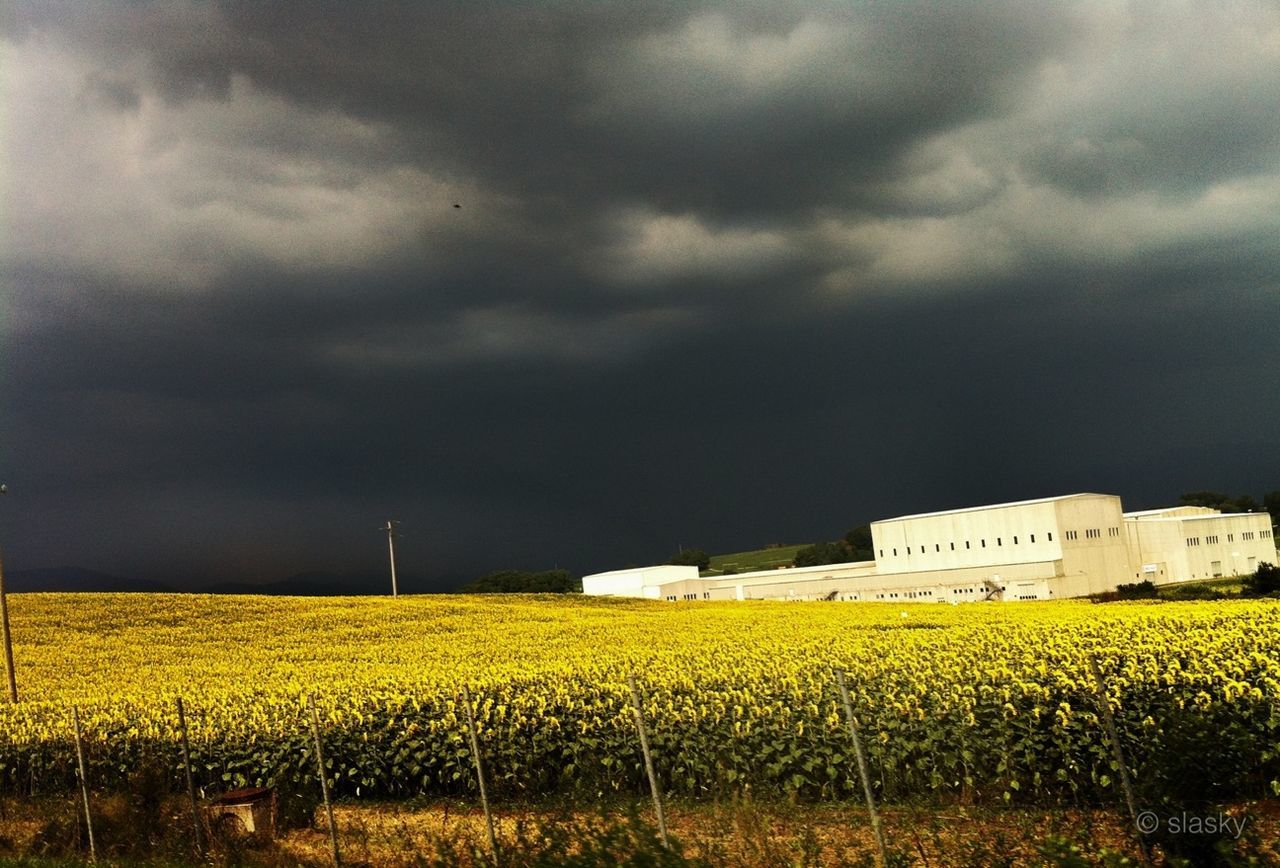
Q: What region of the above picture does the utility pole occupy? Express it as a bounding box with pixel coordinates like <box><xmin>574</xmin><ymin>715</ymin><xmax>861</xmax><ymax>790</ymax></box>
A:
<box><xmin>382</xmin><ymin>520</ymin><xmax>399</xmax><ymax>597</ymax></box>
<box><xmin>0</xmin><ymin>483</ymin><xmax>16</xmax><ymax>703</ymax></box>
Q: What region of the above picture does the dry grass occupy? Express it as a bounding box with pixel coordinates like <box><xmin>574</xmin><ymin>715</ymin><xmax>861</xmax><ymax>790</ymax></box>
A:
<box><xmin>4</xmin><ymin>794</ymin><xmax>1277</xmax><ymax>866</ymax></box>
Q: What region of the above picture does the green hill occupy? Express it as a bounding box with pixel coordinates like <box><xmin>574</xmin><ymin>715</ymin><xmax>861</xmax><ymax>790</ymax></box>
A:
<box><xmin>705</xmin><ymin>544</ymin><xmax>809</xmax><ymax>575</ymax></box>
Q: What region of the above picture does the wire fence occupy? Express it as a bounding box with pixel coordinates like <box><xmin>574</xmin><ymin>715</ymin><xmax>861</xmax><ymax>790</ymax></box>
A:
<box><xmin>10</xmin><ymin>656</ymin><xmax>1274</xmax><ymax>865</ymax></box>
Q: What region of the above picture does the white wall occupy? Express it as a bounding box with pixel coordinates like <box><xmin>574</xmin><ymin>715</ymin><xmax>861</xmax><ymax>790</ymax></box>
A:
<box><xmin>581</xmin><ymin>564</ymin><xmax>699</xmax><ymax>596</ymax></box>
<box><xmin>1125</xmin><ymin>511</ymin><xmax>1276</xmax><ymax>584</ymax></box>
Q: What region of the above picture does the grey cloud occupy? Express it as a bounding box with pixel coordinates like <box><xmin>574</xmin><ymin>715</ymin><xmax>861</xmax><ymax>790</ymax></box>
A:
<box><xmin>3</xmin><ymin>1</ymin><xmax>1279</xmax><ymax>587</ymax></box>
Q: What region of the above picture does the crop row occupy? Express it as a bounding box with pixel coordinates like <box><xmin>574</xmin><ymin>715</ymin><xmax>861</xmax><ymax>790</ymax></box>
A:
<box><xmin>1</xmin><ymin>595</ymin><xmax>1278</xmax><ymax>806</ymax></box>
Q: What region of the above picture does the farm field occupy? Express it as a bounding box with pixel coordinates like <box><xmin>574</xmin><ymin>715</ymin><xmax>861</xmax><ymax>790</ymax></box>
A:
<box><xmin>1</xmin><ymin>593</ymin><xmax>1279</xmax><ymax>863</ymax></box>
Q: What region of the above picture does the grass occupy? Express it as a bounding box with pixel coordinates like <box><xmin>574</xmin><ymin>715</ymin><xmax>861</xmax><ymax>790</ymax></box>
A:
<box><xmin>1155</xmin><ymin>575</ymin><xmax>1247</xmax><ymax>597</ymax></box>
<box><xmin>704</xmin><ymin>544</ymin><xmax>809</xmax><ymax>575</ymax></box>
<box><xmin>8</xmin><ymin>793</ymin><xmax>1277</xmax><ymax>866</ymax></box>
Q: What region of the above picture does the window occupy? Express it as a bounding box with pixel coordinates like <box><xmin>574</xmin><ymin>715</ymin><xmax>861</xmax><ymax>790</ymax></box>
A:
<box><xmin>935</xmin><ymin>544</ymin><xmax>940</xmax><ymax>552</ymax></box>
<box><xmin>893</xmin><ymin>548</ymin><xmax>897</xmax><ymax>556</ymax></box>
<box><xmin>997</xmin><ymin>537</ymin><xmax>1002</xmax><ymax>546</ymax></box>
<box><xmin>879</xmin><ymin>549</ymin><xmax>883</xmax><ymax>557</ymax></box>
<box><xmin>1048</xmin><ymin>532</ymin><xmax>1053</xmax><ymax>541</ymax></box>
<box><xmin>965</xmin><ymin>541</ymin><xmax>971</xmax><ymax>549</ymax></box>
<box><xmin>1030</xmin><ymin>534</ymin><xmax>1036</xmax><ymax>543</ymax></box>
<box><xmin>1013</xmin><ymin>536</ymin><xmax>1018</xmax><ymax>544</ymax></box>
<box><xmin>1227</xmin><ymin>534</ymin><xmax>1234</xmax><ymax>542</ymax></box>
<box><xmin>950</xmin><ymin>542</ymin><xmax>955</xmax><ymax>550</ymax></box>
<box><xmin>981</xmin><ymin>539</ymin><xmax>986</xmax><ymax>547</ymax></box>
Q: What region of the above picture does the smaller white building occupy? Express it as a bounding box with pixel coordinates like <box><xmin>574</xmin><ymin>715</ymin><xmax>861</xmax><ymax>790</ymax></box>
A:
<box><xmin>580</xmin><ymin>564</ymin><xmax>699</xmax><ymax>599</ymax></box>
<box><xmin>1124</xmin><ymin>506</ymin><xmax>1275</xmax><ymax>584</ymax></box>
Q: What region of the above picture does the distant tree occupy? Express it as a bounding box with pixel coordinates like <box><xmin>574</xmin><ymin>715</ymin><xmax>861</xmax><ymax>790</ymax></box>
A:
<box><xmin>458</xmin><ymin>569</ymin><xmax>580</xmax><ymax>594</ymax></box>
<box><xmin>1179</xmin><ymin>491</ymin><xmax>1234</xmax><ymax>511</ymax></box>
<box><xmin>1178</xmin><ymin>491</ymin><xmax>1264</xmax><ymax>514</ymax></box>
<box><xmin>668</xmin><ymin>548</ymin><xmax>710</xmax><ymax>571</ymax></box>
<box><xmin>1233</xmin><ymin>495</ymin><xmax>1260</xmax><ymax>513</ymax></box>
<box><xmin>843</xmin><ymin>524</ymin><xmax>874</xmax><ymax>561</ymax></box>
<box><xmin>1264</xmin><ymin>491</ymin><xmax>1280</xmax><ymax>521</ymax></box>
<box><xmin>1114</xmin><ymin>580</ymin><xmax>1158</xmax><ymax>600</ymax></box>
<box><xmin>1244</xmin><ymin>562</ymin><xmax>1280</xmax><ymax>597</ymax></box>
<box><xmin>793</xmin><ymin>541</ymin><xmax>853</xmax><ymax>568</ymax></box>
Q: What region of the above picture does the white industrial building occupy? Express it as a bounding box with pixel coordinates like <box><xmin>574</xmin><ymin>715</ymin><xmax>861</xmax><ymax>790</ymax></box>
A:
<box><xmin>581</xmin><ymin>493</ymin><xmax>1276</xmax><ymax>603</ymax></box>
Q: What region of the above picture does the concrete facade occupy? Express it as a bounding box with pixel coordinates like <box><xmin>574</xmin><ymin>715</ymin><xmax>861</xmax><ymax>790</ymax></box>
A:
<box><xmin>580</xmin><ymin>564</ymin><xmax>699</xmax><ymax>599</ymax></box>
<box><xmin>582</xmin><ymin>493</ymin><xmax>1278</xmax><ymax>603</ymax></box>
<box><xmin>1124</xmin><ymin>507</ymin><xmax>1275</xmax><ymax>584</ymax></box>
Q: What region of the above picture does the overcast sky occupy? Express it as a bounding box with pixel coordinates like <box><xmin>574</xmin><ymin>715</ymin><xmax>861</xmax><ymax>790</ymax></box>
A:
<box><xmin>2</xmin><ymin>1</ymin><xmax>1277</xmax><ymax>589</ymax></box>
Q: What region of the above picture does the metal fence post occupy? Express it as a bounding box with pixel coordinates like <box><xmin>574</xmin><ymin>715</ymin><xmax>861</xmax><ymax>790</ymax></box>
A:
<box><xmin>308</xmin><ymin>695</ymin><xmax>341</xmax><ymax>866</ymax></box>
<box><xmin>1088</xmin><ymin>655</ymin><xmax>1153</xmax><ymax>868</ymax></box>
<box><xmin>72</xmin><ymin>707</ymin><xmax>97</xmax><ymax>863</ymax></box>
<box><xmin>628</xmin><ymin>673</ymin><xmax>670</xmax><ymax>849</ymax></box>
<box><xmin>837</xmin><ymin>670</ymin><xmax>887</xmax><ymax>868</ymax></box>
<box><xmin>461</xmin><ymin>684</ymin><xmax>500</xmax><ymax>866</ymax></box>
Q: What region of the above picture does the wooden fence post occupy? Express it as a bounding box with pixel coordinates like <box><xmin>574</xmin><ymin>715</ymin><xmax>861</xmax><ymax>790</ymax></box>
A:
<box><xmin>461</xmin><ymin>684</ymin><xmax>500</xmax><ymax>866</ymax></box>
<box><xmin>308</xmin><ymin>695</ymin><xmax>341</xmax><ymax>866</ymax></box>
<box><xmin>628</xmin><ymin>673</ymin><xmax>670</xmax><ymax>849</ymax></box>
<box><xmin>1088</xmin><ymin>655</ymin><xmax>1153</xmax><ymax>868</ymax></box>
<box><xmin>837</xmin><ymin>670</ymin><xmax>887</xmax><ymax>868</ymax></box>
<box><xmin>0</xmin><ymin>545</ymin><xmax>18</xmax><ymax>703</ymax></box>
<box><xmin>72</xmin><ymin>707</ymin><xmax>97</xmax><ymax>863</ymax></box>
<box><xmin>175</xmin><ymin>697</ymin><xmax>206</xmax><ymax>857</ymax></box>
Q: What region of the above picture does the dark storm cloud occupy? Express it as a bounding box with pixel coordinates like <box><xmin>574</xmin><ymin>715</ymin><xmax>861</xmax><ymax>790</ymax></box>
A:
<box><xmin>3</xmin><ymin>1</ymin><xmax>1279</xmax><ymax>587</ymax></box>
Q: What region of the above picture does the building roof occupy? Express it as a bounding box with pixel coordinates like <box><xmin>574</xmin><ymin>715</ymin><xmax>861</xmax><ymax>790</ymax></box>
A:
<box><xmin>1123</xmin><ymin>506</ymin><xmax>1216</xmax><ymax>518</ymax></box>
<box><xmin>582</xmin><ymin>564</ymin><xmax>697</xmax><ymax>579</ymax></box>
<box><xmin>1127</xmin><ymin>510</ymin><xmax>1263</xmax><ymax>522</ymax></box>
<box><xmin>873</xmin><ymin>493</ymin><xmax>1113</xmax><ymax>524</ymax></box>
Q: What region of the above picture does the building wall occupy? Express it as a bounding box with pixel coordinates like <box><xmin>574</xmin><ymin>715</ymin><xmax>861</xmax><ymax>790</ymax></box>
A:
<box><xmin>1125</xmin><ymin>512</ymin><xmax>1276</xmax><ymax>584</ymax></box>
<box><xmin>581</xmin><ymin>564</ymin><xmax>699</xmax><ymax>597</ymax></box>
<box><xmin>1053</xmin><ymin>495</ymin><xmax>1132</xmax><ymax>596</ymax></box>
<box><xmin>663</xmin><ymin>560</ymin><xmax>1064</xmax><ymax>603</ymax></box>
<box><xmin>870</xmin><ymin>499</ymin><xmax>1061</xmax><ymax>574</ymax></box>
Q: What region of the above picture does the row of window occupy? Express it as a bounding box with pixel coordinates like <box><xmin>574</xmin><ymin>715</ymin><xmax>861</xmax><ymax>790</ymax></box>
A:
<box><xmin>883</xmin><ymin>524</ymin><xmax>1125</xmax><ymax>557</ymax></box>
<box><xmin>1187</xmin><ymin>530</ymin><xmax>1271</xmax><ymax>547</ymax></box>
<box><xmin>873</xmin><ymin>589</ymin><xmax>936</xmax><ymax>599</ymax></box>
<box><xmin>881</xmin><ymin>532</ymin><xmax>1054</xmax><ymax>558</ymax></box>
<box><xmin>1066</xmin><ymin>527</ymin><xmax>1119</xmax><ymax>541</ymax></box>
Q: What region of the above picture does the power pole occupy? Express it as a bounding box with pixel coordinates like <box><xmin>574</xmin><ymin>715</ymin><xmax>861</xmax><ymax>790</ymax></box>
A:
<box><xmin>383</xmin><ymin>520</ymin><xmax>399</xmax><ymax>597</ymax></box>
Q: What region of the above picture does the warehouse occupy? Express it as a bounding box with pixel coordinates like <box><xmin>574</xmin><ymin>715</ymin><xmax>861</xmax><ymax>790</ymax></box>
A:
<box><xmin>581</xmin><ymin>492</ymin><xmax>1277</xmax><ymax>602</ymax></box>
<box><xmin>1124</xmin><ymin>505</ymin><xmax>1276</xmax><ymax>584</ymax></box>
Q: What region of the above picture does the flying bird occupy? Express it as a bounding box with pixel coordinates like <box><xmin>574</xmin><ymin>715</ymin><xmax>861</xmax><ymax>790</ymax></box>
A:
<box><xmin>453</xmin><ymin>203</ymin><xmax>461</xmax><ymax>209</ymax></box>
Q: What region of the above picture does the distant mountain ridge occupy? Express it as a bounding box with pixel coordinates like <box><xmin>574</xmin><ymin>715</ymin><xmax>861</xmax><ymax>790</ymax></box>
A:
<box><xmin>202</xmin><ymin>571</ymin><xmax>352</xmax><ymax>596</ymax></box>
<box><xmin>6</xmin><ymin>566</ymin><xmax>176</xmax><ymax>593</ymax></box>
<box><xmin>4</xmin><ymin>566</ymin><xmax>458</xmax><ymax>595</ymax></box>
